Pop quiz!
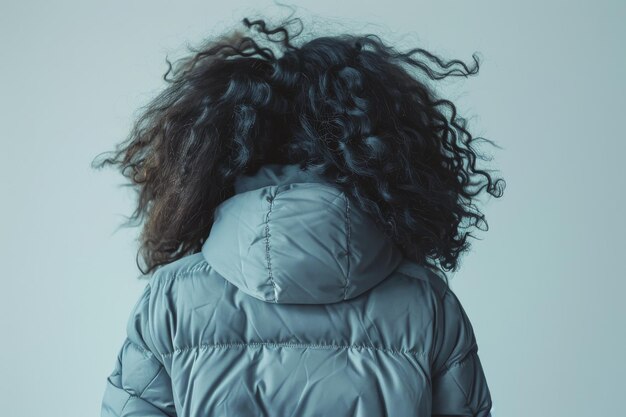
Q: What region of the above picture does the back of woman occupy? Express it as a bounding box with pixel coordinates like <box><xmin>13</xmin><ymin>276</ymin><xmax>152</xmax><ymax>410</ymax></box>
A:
<box><xmin>94</xmin><ymin>14</ymin><xmax>505</xmax><ymax>417</ymax></box>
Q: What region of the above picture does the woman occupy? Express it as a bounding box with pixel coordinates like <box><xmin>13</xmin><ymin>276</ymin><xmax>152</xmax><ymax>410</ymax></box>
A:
<box><xmin>94</xmin><ymin>14</ymin><xmax>505</xmax><ymax>417</ymax></box>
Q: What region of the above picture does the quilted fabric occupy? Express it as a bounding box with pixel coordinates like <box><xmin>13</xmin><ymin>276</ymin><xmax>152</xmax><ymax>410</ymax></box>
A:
<box><xmin>101</xmin><ymin>163</ymin><xmax>493</xmax><ymax>417</ymax></box>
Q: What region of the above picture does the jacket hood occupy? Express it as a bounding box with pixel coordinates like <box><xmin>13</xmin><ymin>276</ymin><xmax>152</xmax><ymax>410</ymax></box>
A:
<box><xmin>201</xmin><ymin>163</ymin><xmax>404</xmax><ymax>304</ymax></box>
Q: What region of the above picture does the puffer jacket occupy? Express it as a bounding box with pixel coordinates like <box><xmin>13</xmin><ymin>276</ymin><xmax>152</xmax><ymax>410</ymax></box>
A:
<box><xmin>100</xmin><ymin>163</ymin><xmax>493</xmax><ymax>417</ymax></box>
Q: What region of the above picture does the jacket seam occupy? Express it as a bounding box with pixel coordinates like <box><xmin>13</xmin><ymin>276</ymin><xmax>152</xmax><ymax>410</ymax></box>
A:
<box><xmin>264</xmin><ymin>193</ymin><xmax>278</xmax><ymax>302</ymax></box>
<box><xmin>160</xmin><ymin>342</ymin><xmax>429</xmax><ymax>359</ymax></box>
<box><xmin>157</xmin><ymin>258</ymin><xmax>210</xmax><ymax>282</ymax></box>
<box><xmin>342</xmin><ymin>193</ymin><xmax>351</xmax><ymax>300</ymax></box>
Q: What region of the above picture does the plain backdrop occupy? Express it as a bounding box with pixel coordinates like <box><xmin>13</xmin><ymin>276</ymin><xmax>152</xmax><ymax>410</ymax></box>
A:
<box><xmin>1</xmin><ymin>1</ymin><xmax>624</xmax><ymax>416</ymax></box>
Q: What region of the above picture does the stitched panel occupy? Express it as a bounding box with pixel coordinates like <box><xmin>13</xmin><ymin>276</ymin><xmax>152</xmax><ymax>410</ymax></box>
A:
<box><xmin>264</xmin><ymin>192</ymin><xmax>278</xmax><ymax>302</ymax></box>
<box><xmin>342</xmin><ymin>193</ymin><xmax>352</xmax><ymax>300</ymax></box>
<box><xmin>160</xmin><ymin>341</ymin><xmax>429</xmax><ymax>359</ymax></box>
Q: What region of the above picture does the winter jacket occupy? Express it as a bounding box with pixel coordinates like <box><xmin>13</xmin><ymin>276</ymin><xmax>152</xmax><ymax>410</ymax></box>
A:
<box><xmin>100</xmin><ymin>163</ymin><xmax>493</xmax><ymax>417</ymax></box>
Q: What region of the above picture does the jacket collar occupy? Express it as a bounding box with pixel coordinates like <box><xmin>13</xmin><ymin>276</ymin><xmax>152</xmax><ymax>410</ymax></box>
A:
<box><xmin>201</xmin><ymin>163</ymin><xmax>404</xmax><ymax>304</ymax></box>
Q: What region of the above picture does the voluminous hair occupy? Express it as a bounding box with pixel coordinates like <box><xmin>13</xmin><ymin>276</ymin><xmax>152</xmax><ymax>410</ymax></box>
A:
<box><xmin>92</xmin><ymin>14</ymin><xmax>506</xmax><ymax>279</ymax></box>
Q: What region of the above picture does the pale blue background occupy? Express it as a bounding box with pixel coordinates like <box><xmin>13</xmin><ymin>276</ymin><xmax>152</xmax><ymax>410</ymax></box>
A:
<box><xmin>1</xmin><ymin>1</ymin><xmax>624</xmax><ymax>416</ymax></box>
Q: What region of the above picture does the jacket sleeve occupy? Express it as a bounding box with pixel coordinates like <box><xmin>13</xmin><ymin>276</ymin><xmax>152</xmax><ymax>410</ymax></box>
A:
<box><xmin>430</xmin><ymin>287</ymin><xmax>493</xmax><ymax>417</ymax></box>
<box><xmin>101</xmin><ymin>282</ymin><xmax>177</xmax><ymax>417</ymax></box>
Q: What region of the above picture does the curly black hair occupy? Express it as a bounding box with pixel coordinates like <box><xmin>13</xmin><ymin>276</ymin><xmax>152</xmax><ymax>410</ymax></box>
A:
<box><xmin>91</xmin><ymin>14</ymin><xmax>506</xmax><ymax>279</ymax></box>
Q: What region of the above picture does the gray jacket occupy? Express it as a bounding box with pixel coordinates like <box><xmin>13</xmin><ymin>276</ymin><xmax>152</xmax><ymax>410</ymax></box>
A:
<box><xmin>101</xmin><ymin>163</ymin><xmax>493</xmax><ymax>416</ymax></box>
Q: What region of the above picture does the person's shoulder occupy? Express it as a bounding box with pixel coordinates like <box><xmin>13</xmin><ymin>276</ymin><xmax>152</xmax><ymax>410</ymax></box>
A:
<box><xmin>392</xmin><ymin>260</ymin><xmax>481</xmax><ymax>375</ymax></box>
<box><xmin>142</xmin><ymin>252</ymin><xmax>213</xmax><ymax>354</ymax></box>
<box><xmin>391</xmin><ymin>259</ymin><xmax>451</xmax><ymax>301</ymax></box>
<box><xmin>363</xmin><ymin>258</ymin><xmax>453</xmax><ymax>323</ymax></box>
<box><xmin>396</xmin><ymin>261</ymin><xmax>472</xmax><ymax>322</ymax></box>
<box><xmin>144</xmin><ymin>252</ymin><xmax>214</xmax><ymax>317</ymax></box>
<box><xmin>149</xmin><ymin>252</ymin><xmax>210</xmax><ymax>285</ymax></box>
